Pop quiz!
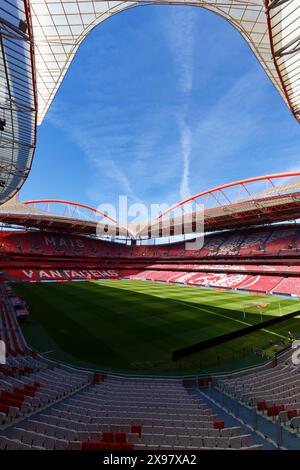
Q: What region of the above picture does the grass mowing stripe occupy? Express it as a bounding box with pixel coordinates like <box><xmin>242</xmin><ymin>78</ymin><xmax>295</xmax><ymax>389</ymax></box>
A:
<box><xmin>167</xmin><ymin>298</ymin><xmax>253</xmax><ymax>327</ymax></box>
<box><xmin>13</xmin><ymin>280</ymin><xmax>300</xmax><ymax>374</ymax></box>
<box><xmin>141</xmin><ymin>288</ymin><xmax>291</xmax><ymax>340</ymax></box>
<box><xmin>167</xmin><ymin>298</ymin><xmax>288</xmax><ymax>340</ymax></box>
<box><xmin>97</xmin><ymin>281</ymin><xmax>296</xmax><ymax>340</ymax></box>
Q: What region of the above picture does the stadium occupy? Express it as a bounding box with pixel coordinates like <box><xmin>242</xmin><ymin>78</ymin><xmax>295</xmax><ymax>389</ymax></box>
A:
<box><xmin>1</xmin><ymin>0</ymin><xmax>300</xmax><ymax>455</ymax></box>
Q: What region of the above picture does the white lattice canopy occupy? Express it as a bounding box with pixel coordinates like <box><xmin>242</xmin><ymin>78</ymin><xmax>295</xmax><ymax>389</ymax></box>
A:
<box><xmin>29</xmin><ymin>0</ymin><xmax>300</xmax><ymax>124</ymax></box>
<box><xmin>0</xmin><ymin>1</ymin><xmax>300</xmax><ymax>205</ymax></box>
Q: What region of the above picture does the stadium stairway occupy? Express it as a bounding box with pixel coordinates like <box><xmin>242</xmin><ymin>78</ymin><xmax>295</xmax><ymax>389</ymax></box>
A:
<box><xmin>190</xmin><ymin>388</ymin><xmax>275</xmax><ymax>450</ymax></box>
<box><xmin>270</xmin><ymin>277</ymin><xmax>286</xmax><ymax>293</ymax></box>
<box><xmin>0</xmin><ymin>375</ymin><xmax>264</xmax><ymax>450</ymax></box>
<box><xmin>194</xmin><ymin>386</ymin><xmax>300</xmax><ymax>450</ymax></box>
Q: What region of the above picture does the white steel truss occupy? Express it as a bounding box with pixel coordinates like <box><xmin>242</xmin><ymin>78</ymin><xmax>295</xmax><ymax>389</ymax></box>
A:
<box><xmin>1</xmin><ymin>1</ymin><xmax>300</xmax><ymax>205</ymax></box>
<box><xmin>27</xmin><ymin>0</ymin><xmax>300</xmax><ymax>124</ymax></box>
<box><xmin>0</xmin><ymin>0</ymin><xmax>37</xmax><ymax>203</ymax></box>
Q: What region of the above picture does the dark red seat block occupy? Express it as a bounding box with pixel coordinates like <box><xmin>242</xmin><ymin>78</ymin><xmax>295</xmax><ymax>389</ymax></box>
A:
<box><xmin>2</xmin><ymin>391</ymin><xmax>24</xmax><ymax>402</ymax></box>
<box><xmin>115</xmin><ymin>432</ymin><xmax>126</xmax><ymax>443</ymax></box>
<box><xmin>121</xmin><ymin>443</ymin><xmax>134</xmax><ymax>450</ymax></box>
<box><xmin>107</xmin><ymin>443</ymin><xmax>121</xmax><ymax>450</ymax></box>
<box><xmin>93</xmin><ymin>373</ymin><xmax>106</xmax><ymax>383</ymax></box>
<box><xmin>0</xmin><ymin>404</ymin><xmax>9</xmax><ymax>415</ymax></box>
<box><xmin>102</xmin><ymin>432</ymin><xmax>114</xmax><ymax>443</ymax></box>
<box><xmin>275</xmin><ymin>405</ymin><xmax>284</xmax><ymax>414</ymax></box>
<box><xmin>213</xmin><ymin>420</ymin><xmax>224</xmax><ymax>430</ymax></box>
<box><xmin>0</xmin><ymin>397</ymin><xmax>21</xmax><ymax>408</ymax></box>
<box><xmin>198</xmin><ymin>377</ymin><xmax>212</xmax><ymax>387</ymax></box>
<box><xmin>288</xmin><ymin>409</ymin><xmax>298</xmax><ymax>420</ymax></box>
<box><xmin>257</xmin><ymin>401</ymin><xmax>266</xmax><ymax>411</ymax></box>
<box><xmin>267</xmin><ymin>406</ymin><xmax>277</xmax><ymax>417</ymax></box>
<box><xmin>82</xmin><ymin>442</ymin><xmax>97</xmax><ymax>451</ymax></box>
<box><xmin>96</xmin><ymin>442</ymin><xmax>106</xmax><ymax>450</ymax></box>
<box><xmin>131</xmin><ymin>425</ymin><xmax>141</xmax><ymax>437</ymax></box>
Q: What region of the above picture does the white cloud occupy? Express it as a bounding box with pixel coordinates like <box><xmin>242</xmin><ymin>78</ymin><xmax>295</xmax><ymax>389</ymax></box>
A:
<box><xmin>161</xmin><ymin>8</ymin><xmax>198</xmax><ymax>200</ymax></box>
<box><xmin>273</xmin><ymin>164</ymin><xmax>300</xmax><ymax>186</ymax></box>
<box><xmin>163</xmin><ymin>8</ymin><xmax>197</xmax><ymax>94</ymax></box>
<box><xmin>46</xmin><ymin>104</ymin><xmax>141</xmax><ymax>204</ymax></box>
<box><xmin>279</xmin><ymin>163</ymin><xmax>300</xmax><ymax>176</ymax></box>
<box><xmin>187</xmin><ymin>68</ymin><xmax>270</xmax><ymax>189</ymax></box>
<box><xmin>178</xmin><ymin>115</ymin><xmax>192</xmax><ymax>200</ymax></box>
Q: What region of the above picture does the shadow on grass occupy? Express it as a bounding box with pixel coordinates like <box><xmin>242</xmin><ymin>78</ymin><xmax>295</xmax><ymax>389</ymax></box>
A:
<box><xmin>12</xmin><ymin>281</ymin><xmax>300</xmax><ymax>375</ymax></box>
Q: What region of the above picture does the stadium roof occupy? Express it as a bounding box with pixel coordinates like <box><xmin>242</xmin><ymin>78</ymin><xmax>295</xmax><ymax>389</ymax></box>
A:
<box><xmin>139</xmin><ymin>171</ymin><xmax>300</xmax><ymax>238</ymax></box>
<box><xmin>1</xmin><ymin>1</ymin><xmax>300</xmax><ymax>205</ymax></box>
<box><xmin>0</xmin><ymin>0</ymin><xmax>37</xmax><ymax>204</ymax></box>
<box><xmin>0</xmin><ymin>195</ymin><xmax>132</xmax><ymax>237</ymax></box>
<box><xmin>0</xmin><ymin>171</ymin><xmax>299</xmax><ymax>239</ymax></box>
<box><xmin>29</xmin><ymin>0</ymin><xmax>300</xmax><ymax>125</ymax></box>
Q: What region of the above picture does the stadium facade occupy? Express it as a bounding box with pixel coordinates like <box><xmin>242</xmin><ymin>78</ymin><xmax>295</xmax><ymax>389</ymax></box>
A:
<box><xmin>1</xmin><ymin>0</ymin><xmax>300</xmax><ymax>453</ymax></box>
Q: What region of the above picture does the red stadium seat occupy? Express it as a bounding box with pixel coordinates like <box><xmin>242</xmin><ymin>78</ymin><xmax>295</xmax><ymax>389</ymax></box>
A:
<box><xmin>82</xmin><ymin>442</ymin><xmax>97</xmax><ymax>451</ymax></box>
<box><xmin>287</xmin><ymin>409</ymin><xmax>298</xmax><ymax>420</ymax></box>
<box><xmin>0</xmin><ymin>404</ymin><xmax>10</xmax><ymax>415</ymax></box>
<box><xmin>257</xmin><ymin>401</ymin><xmax>267</xmax><ymax>411</ymax></box>
<box><xmin>131</xmin><ymin>425</ymin><xmax>141</xmax><ymax>437</ymax></box>
<box><xmin>267</xmin><ymin>406</ymin><xmax>277</xmax><ymax>417</ymax></box>
<box><xmin>102</xmin><ymin>432</ymin><xmax>114</xmax><ymax>443</ymax></box>
<box><xmin>96</xmin><ymin>442</ymin><xmax>107</xmax><ymax>450</ymax></box>
<box><xmin>115</xmin><ymin>432</ymin><xmax>126</xmax><ymax>443</ymax></box>
<box><xmin>107</xmin><ymin>443</ymin><xmax>121</xmax><ymax>450</ymax></box>
<box><xmin>121</xmin><ymin>443</ymin><xmax>134</xmax><ymax>450</ymax></box>
<box><xmin>275</xmin><ymin>405</ymin><xmax>285</xmax><ymax>414</ymax></box>
<box><xmin>213</xmin><ymin>420</ymin><xmax>224</xmax><ymax>430</ymax></box>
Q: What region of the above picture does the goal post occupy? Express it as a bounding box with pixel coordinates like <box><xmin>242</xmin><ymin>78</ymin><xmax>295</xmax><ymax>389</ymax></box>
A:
<box><xmin>242</xmin><ymin>301</ymin><xmax>271</xmax><ymax>322</ymax></box>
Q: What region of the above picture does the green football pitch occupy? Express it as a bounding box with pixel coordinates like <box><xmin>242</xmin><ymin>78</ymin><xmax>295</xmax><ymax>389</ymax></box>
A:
<box><xmin>13</xmin><ymin>280</ymin><xmax>300</xmax><ymax>374</ymax></box>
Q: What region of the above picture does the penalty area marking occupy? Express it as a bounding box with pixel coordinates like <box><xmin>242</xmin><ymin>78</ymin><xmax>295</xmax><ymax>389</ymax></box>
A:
<box><xmin>168</xmin><ymin>298</ymin><xmax>289</xmax><ymax>341</ymax></box>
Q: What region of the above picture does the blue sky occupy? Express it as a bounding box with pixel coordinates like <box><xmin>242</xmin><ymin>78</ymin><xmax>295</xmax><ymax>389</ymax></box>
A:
<box><xmin>21</xmin><ymin>5</ymin><xmax>300</xmax><ymax>210</ymax></box>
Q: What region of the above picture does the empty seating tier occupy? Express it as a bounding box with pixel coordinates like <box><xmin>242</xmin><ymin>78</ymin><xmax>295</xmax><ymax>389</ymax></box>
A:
<box><xmin>0</xmin><ymin>376</ymin><xmax>261</xmax><ymax>450</ymax></box>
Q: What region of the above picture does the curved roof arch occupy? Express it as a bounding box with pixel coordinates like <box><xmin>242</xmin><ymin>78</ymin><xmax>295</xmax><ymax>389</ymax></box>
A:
<box><xmin>29</xmin><ymin>0</ymin><xmax>300</xmax><ymax>125</ymax></box>
<box><xmin>137</xmin><ymin>171</ymin><xmax>300</xmax><ymax>238</ymax></box>
<box><xmin>0</xmin><ymin>172</ymin><xmax>299</xmax><ymax>240</ymax></box>
<box><xmin>0</xmin><ymin>0</ymin><xmax>37</xmax><ymax>204</ymax></box>
<box><xmin>157</xmin><ymin>170</ymin><xmax>300</xmax><ymax>219</ymax></box>
<box><xmin>24</xmin><ymin>198</ymin><xmax>118</xmax><ymax>224</ymax></box>
<box><xmin>0</xmin><ymin>195</ymin><xmax>133</xmax><ymax>237</ymax></box>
